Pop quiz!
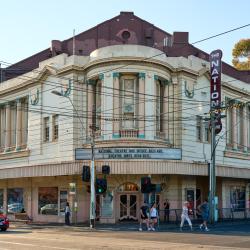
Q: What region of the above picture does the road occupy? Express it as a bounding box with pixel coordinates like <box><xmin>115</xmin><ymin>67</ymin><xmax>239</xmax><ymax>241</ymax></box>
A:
<box><xmin>0</xmin><ymin>222</ymin><xmax>250</xmax><ymax>249</ymax></box>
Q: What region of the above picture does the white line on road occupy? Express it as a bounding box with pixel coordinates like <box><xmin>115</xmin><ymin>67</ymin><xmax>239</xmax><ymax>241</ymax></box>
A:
<box><xmin>0</xmin><ymin>240</ymin><xmax>81</xmax><ymax>250</ymax></box>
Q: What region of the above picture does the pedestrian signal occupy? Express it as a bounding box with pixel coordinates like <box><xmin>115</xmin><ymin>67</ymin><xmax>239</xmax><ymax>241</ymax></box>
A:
<box><xmin>96</xmin><ymin>178</ymin><xmax>107</xmax><ymax>194</ymax></box>
<box><xmin>82</xmin><ymin>165</ymin><xmax>90</xmax><ymax>182</ymax></box>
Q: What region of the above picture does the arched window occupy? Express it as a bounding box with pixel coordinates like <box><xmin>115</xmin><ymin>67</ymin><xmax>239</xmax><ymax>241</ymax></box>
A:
<box><xmin>117</xmin><ymin>182</ymin><xmax>139</xmax><ymax>192</ymax></box>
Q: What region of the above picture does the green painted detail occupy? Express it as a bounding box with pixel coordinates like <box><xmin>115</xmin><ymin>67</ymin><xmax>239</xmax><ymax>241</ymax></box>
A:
<box><xmin>87</xmin><ymin>79</ymin><xmax>96</xmax><ymax>85</ymax></box>
<box><xmin>138</xmin><ymin>72</ymin><xmax>145</xmax><ymax>79</ymax></box>
<box><xmin>154</xmin><ymin>75</ymin><xmax>159</xmax><ymax>80</ymax></box>
<box><xmin>113</xmin><ymin>72</ymin><xmax>120</xmax><ymax>78</ymax></box>
<box><xmin>163</xmin><ymin>80</ymin><xmax>169</xmax><ymax>85</ymax></box>
<box><xmin>15</xmin><ymin>146</ymin><xmax>21</xmax><ymax>151</ymax></box>
<box><xmin>138</xmin><ymin>134</ymin><xmax>145</xmax><ymax>139</ymax></box>
<box><xmin>99</xmin><ymin>74</ymin><xmax>104</xmax><ymax>80</ymax></box>
<box><xmin>112</xmin><ymin>134</ymin><xmax>120</xmax><ymax>139</ymax></box>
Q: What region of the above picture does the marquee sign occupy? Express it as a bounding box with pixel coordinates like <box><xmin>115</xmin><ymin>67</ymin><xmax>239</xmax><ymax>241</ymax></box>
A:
<box><xmin>75</xmin><ymin>147</ymin><xmax>182</xmax><ymax>160</ymax></box>
<box><xmin>210</xmin><ymin>49</ymin><xmax>223</xmax><ymax>134</ymax></box>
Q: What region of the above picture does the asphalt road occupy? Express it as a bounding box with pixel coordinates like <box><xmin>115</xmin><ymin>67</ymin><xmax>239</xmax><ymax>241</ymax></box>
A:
<box><xmin>0</xmin><ymin>222</ymin><xmax>249</xmax><ymax>249</ymax></box>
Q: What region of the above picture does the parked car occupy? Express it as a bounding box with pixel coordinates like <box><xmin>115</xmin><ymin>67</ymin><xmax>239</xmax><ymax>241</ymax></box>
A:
<box><xmin>8</xmin><ymin>203</ymin><xmax>24</xmax><ymax>213</ymax></box>
<box><xmin>0</xmin><ymin>214</ymin><xmax>9</xmax><ymax>231</ymax></box>
<box><xmin>40</xmin><ymin>204</ymin><xmax>58</xmax><ymax>215</ymax></box>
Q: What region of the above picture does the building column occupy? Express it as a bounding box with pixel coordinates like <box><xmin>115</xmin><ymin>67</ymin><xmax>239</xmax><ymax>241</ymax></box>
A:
<box><xmin>4</xmin><ymin>103</ymin><xmax>11</xmax><ymax>152</ymax></box>
<box><xmin>242</xmin><ymin>104</ymin><xmax>248</xmax><ymax>152</ymax></box>
<box><xmin>87</xmin><ymin>80</ymin><xmax>95</xmax><ymax>138</ymax></box>
<box><xmin>138</xmin><ymin>73</ymin><xmax>145</xmax><ymax>138</ymax></box>
<box><xmin>16</xmin><ymin>99</ymin><xmax>22</xmax><ymax>151</ymax></box>
<box><xmin>113</xmin><ymin>73</ymin><xmax>120</xmax><ymax>138</ymax></box>
<box><xmin>232</xmin><ymin>105</ymin><xmax>237</xmax><ymax>150</ymax></box>
<box><xmin>163</xmin><ymin>81</ymin><xmax>169</xmax><ymax>141</ymax></box>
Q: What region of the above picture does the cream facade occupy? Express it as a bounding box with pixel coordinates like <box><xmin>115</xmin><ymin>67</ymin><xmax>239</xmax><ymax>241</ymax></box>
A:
<box><xmin>0</xmin><ymin>44</ymin><xmax>250</xmax><ymax>223</ymax></box>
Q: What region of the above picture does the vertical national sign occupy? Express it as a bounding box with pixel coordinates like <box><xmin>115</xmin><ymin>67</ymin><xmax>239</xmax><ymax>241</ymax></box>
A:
<box><xmin>210</xmin><ymin>49</ymin><xmax>223</xmax><ymax>134</ymax></box>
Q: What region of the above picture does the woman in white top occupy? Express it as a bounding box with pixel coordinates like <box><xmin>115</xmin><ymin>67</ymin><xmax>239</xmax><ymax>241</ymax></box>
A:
<box><xmin>150</xmin><ymin>203</ymin><xmax>158</xmax><ymax>231</ymax></box>
<box><xmin>180</xmin><ymin>201</ymin><xmax>192</xmax><ymax>231</ymax></box>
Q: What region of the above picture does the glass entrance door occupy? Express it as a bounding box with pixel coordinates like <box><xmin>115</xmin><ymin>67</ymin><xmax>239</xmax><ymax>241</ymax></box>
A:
<box><xmin>119</xmin><ymin>194</ymin><xmax>138</xmax><ymax>221</ymax></box>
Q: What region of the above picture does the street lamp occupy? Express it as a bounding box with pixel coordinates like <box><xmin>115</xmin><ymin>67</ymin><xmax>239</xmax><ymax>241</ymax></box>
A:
<box><xmin>51</xmin><ymin>90</ymin><xmax>96</xmax><ymax>228</ymax></box>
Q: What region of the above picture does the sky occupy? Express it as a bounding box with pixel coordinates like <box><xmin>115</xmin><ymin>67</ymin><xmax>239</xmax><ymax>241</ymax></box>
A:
<box><xmin>0</xmin><ymin>0</ymin><xmax>249</xmax><ymax>68</ymax></box>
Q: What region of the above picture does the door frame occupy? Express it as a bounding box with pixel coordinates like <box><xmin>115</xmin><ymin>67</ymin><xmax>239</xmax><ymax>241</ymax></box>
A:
<box><xmin>117</xmin><ymin>192</ymin><xmax>139</xmax><ymax>221</ymax></box>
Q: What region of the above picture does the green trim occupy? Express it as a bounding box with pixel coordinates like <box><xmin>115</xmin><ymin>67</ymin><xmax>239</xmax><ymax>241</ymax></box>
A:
<box><xmin>154</xmin><ymin>75</ymin><xmax>159</xmax><ymax>80</ymax></box>
<box><xmin>138</xmin><ymin>134</ymin><xmax>145</xmax><ymax>139</ymax></box>
<box><xmin>163</xmin><ymin>80</ymin><xmax>169</xmax><ymax>86</ymax></box>
<box><xmin>87</xmin><ymin>79</ymin><xmax>96</xmax><ymax>85</ymax></box>
<box><xmin>112</xmin><ymin>134</ymin><xmax>120</xmax><ymax>139</ymax></box>
<box><xmin>138</xmin><ymin>72</ymin><xmax>145</xmax><ymax>79</ymax></box>
<box><xmin>99</xmin><ymin>74</ymin><xmax>104</xmax><ymax>80</ymax></box>
<box><xmin>113</xmin><ymin>72</ymin><xmax>120</xmax><ymax>78</ymax></box>
<box><xmin>15</xmin><ymin>146</ymin><xmax>21</xmax><ymax>151</ymax></box>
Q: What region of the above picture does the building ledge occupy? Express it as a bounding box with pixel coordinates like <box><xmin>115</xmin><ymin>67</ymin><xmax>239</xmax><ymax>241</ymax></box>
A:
<box><xmin>0</xmin><ymin>149</ymin><xmax>30</xmax><ymax>160</ymax></box>
<box><xmin>224</xmin><ymin>149</ymin><xmax>250</xmax><ymax>160</ymax></box>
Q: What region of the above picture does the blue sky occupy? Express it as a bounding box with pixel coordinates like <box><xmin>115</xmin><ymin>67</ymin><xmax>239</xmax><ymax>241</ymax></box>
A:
<box><xmin>0</xmin><ymin>0</ymin><xmax>249</xmax><ymax>67</ymax></box>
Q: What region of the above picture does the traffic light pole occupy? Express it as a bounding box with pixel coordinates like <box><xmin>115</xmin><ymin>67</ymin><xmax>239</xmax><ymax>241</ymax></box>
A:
<box><xmin>90</xmin><ymin>125</ymin><xmax>96</xmax><ymax>228</ymax></box>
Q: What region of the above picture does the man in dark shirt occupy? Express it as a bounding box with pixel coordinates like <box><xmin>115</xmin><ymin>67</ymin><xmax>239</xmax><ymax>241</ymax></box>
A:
<box><xmin>139</xmin><ymin>202</ymin><xmax>149</xmax><ymax>231</ymax></box>
<box><xmin>164</xmin><ymin>199</ymin><xmax>170</xmax><ymax>222</ymax></box>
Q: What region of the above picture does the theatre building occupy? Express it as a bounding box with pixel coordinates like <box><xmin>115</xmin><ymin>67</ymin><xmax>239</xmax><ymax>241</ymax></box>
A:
<box><xmin>0</xmin><ymin>12</ymin><xmax>250</xmax><ymax>223</ymax></box>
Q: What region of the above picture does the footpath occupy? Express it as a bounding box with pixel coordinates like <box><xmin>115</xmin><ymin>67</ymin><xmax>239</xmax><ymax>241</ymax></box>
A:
<box><xmin>9</xmin><ymin>220</ymin><xmax>250</xmax><ymax>234</ymax></box>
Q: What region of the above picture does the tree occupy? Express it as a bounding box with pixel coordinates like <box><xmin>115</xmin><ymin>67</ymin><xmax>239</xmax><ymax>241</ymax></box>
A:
<box><xmin>232</xmin><ymin>39</ymin><xmax>250</xmax><ymax>70</ymax></box>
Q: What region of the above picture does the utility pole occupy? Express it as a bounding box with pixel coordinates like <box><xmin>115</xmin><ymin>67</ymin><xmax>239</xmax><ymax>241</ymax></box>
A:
<box><xmin>89</xmin><ymin>104</ymin><xmax>96</xmax><ymax>228</ymax></box>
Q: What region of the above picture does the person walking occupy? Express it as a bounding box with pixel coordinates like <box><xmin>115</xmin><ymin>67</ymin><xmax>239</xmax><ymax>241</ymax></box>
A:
<box><xmin>199</xmin><ymin>199</ymin><xmax>209</xmax><ymax>231</ymax></box>
<box><xmin>139</xmin><ymin>202</ymin><xmax>150</xmax><ymax>231</ymax></box>
<box><xmin>65</xmin><ymin>202</ymin><xmax>71</xmax><ymax>226</ymax></box>
<box><xmin>180</xmin><ymin>201</ymin><xmax>192</xmax><ymax>231</ymax></box>
<box><xmin>150</xmin><ymin>203</ymin><xmax>158</xmax><ymax>231</ymax></box>
<box><xmin>164</xmin><ymin>199</ymin><xmax>170</xmax><ymax>222</ymax></box>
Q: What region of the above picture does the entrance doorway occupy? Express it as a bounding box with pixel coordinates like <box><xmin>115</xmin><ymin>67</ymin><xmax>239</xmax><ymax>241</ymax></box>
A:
<box><xmin>119</xmin><ymin>194</ymin><xmax>138</xmax><ymax>221</ymax></box>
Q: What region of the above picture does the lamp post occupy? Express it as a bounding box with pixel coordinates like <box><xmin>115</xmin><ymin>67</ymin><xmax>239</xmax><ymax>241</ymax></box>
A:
<box><xmin>51</xmin><ymin>90</ymin><xmax>96</xmax><ymax>228</ymax></box>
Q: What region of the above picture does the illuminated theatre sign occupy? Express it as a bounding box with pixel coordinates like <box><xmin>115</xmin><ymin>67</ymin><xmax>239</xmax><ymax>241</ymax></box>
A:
<box><xmin>75</xmin><ymin>147</ymin><xmax>182</xmax><ymax>160</ymax></box>
<box><xmin>210</xmin><ymin>49</ymin><xmax>223</xmax><ymax>134</ymax></box>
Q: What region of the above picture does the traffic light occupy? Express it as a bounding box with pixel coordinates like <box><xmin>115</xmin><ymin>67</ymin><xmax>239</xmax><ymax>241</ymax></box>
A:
<box><xmin>82</xmin><ymin>165</ymin><xmax>90</xmax><ymax>182</ymax></box>
<box><xmin>102</xmin><ymin>165</ymin><xmax>110</xmax><ymax>175</ymax></box>
<box><xmin>141</xmin><ymin>177</ymin><xmax>152</xmax><ymax>193</ymax></box>
<box><xmin>96</xmin><ymin>178</ymin><xmax>107</xmax><ymax>194</ymax></box>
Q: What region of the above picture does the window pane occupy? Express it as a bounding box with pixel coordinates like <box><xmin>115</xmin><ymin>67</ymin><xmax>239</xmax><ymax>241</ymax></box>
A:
<box><xmin>230</xmin><ymin>187</ymin><xmax>245</xmax><ymax>211</ymax></box>
<box><xmin>38</xmin><ymin>187</ymin><xmax>58</xmax><ymax>215</ymax></box>
<box><xmin>44</xmin><ymin>117</ymin><xmax>49</xmax><ymax>142</ymax></box>
<box><xmin>7</xmin><ymin>188</ymin><xmax>24</xmax><ymax>213</ymax></box>
<box><xmin>53</xmin><ymin>115</ymin><xmax>59</xmax><ymax>140</ymax></box>
<box><xmin>196</xmin><ymin>116</ymin><xmax>202</xmax><ymax>141</ymax></box>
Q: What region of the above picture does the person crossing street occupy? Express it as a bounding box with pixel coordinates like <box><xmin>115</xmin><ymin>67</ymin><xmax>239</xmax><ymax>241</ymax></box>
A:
<box><xmin>180</xmin><ymin>201</ymin><xmax>192</xmax><ymax>231</ymax></box>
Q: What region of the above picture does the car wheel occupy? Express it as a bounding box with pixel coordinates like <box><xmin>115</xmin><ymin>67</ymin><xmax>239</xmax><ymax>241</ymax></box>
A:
<box><xmin>1</xmin><ymin>228</ymin><xmax>7</xmax><ymax>231</ymax></box>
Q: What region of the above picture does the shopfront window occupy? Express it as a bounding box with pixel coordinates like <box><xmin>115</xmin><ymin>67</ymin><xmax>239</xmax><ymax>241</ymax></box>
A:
<box><xmin>7</xmin><ymin>188</ymin><xmax>24</xmax><ymax>213</ymax></box>
<box><xmin>0</xmin><ymin>189</ymin><xmax>3</xmax><ymax>212</ymax></box>
<box><xmin>38</xmin><ymin>187</ymin><xmax>58</xmax><ymax>215</ymax></box>
<box><xmin>230</xmin><ymin>186</ymin><xmax>246</xmax><ymax>211</ymax></box>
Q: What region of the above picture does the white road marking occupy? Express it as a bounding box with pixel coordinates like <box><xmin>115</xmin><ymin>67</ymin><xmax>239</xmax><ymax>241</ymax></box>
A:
<box><xmin>0</xmin><ymin>240</ymin><xmax>81</xmax><ymax>250</ymax></box>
